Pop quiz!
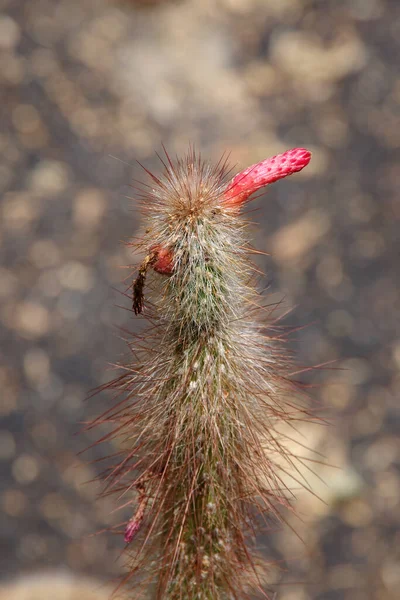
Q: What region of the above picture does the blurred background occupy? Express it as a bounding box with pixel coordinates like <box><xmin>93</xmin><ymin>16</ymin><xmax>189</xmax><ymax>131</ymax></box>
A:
<box><xmin>0</xmin><ymin>0</ymin><xmax>399</xmax><ymax>598</ymax></box>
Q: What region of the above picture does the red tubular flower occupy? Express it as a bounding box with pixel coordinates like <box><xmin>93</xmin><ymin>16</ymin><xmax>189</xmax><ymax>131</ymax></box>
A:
<box><xmin>222</xmin><ymin>147</ymin><xmax>311</xmax><ymax>209</ymax></box>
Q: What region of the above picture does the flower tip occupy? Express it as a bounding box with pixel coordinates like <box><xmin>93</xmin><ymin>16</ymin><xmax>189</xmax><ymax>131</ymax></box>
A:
<box><xmin>289</xmin><ymin>147</ymin><xmax>312</xmax><ymax>170</ymax></box>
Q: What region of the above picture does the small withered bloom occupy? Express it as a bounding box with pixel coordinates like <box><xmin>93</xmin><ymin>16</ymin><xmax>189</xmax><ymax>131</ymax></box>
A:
<box><xmin>124</xmin><ymin>482</ymin><xmax>147</xmax><ymax>544</ymax></box>
<box><xmin>124</xmin><ymin>518</ymin><xmax>141</xmax><ymax>544</ymax></box>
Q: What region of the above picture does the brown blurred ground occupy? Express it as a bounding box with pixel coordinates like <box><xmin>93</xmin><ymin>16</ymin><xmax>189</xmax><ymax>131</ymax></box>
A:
<box><xmin>0</xmin><ymin>0</ymin><xmax>399</xmax><ymax>599</ymax></box>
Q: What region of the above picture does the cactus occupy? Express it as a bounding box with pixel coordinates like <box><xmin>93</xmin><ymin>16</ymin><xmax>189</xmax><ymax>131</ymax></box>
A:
<box><xmin>92</xmin><ymin>146</ymin><xmax>312</xmax><ymax>599</ymax></box>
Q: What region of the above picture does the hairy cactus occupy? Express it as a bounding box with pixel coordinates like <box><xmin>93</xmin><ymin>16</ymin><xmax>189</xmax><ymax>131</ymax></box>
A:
<box><xmin>92</xmin><ymin>146</ymin><xmax>312</xmax><ymax>599</ymax></box>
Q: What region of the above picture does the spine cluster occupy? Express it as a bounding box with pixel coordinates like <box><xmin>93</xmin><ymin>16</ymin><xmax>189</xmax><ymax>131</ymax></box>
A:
<box><xmin>94</xmin><ymin>147</ymin><xmax>311</xmax><ymax>599</ymax></box>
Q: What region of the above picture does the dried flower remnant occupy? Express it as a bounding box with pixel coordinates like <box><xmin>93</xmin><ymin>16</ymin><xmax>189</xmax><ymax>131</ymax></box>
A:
<box><xmin>124</xmin><ymin>483</ymin><xmax>147</xmax><ymax>543</ymax></box>
<box><xmin>124</xmin><ymin>519</ymin><xmax>141</xmax><ymax>545</ymax></box>
<box><xmin>92</xmin><ymin>146</ymin><xmax>312</xmax><ymax>599</ymax></box>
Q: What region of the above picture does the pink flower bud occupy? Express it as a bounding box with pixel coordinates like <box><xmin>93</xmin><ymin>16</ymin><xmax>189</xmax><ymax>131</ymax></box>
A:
<box><xmin>124</xmin><ymin>518</ymin><xmax>141</xmax><ymax>544</ymax></box>
<box><xmin>222</xmin><ymin>147</ymin><xmax>311</xmax><ymax>209</ymax></box>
